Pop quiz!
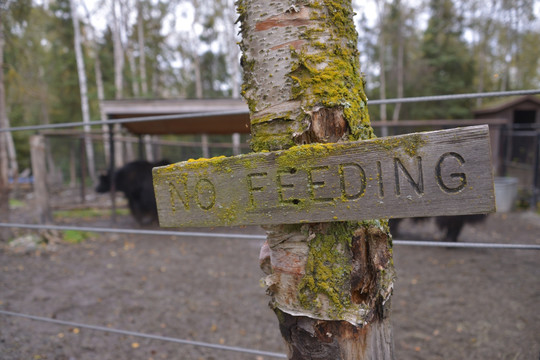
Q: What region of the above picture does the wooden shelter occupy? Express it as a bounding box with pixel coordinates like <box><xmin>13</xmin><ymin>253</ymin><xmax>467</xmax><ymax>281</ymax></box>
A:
<box><xmin>100</xmin><ymin>98</ymin><xmax>250</xmax><ymax>135</ymax></box>
<box><xmin>473</xmin><ymin>95</ymin><xmax>540</xmax><ymax>126</ymax></box>
<box><xmin>474</xmin><ymin>95</ymin><xmax>540</xmax><ymax>205</ymax></box>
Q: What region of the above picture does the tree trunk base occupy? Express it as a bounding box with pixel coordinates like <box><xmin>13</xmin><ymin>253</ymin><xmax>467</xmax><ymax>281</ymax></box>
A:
<box><xmin>275</xmin><ymin>307</ymin><xmax>394</xmax><ymax>360</ymax></box>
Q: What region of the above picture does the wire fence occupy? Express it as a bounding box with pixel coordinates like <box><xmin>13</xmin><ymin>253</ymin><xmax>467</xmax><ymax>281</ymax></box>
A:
<box><xmin>1</xmin><ymin>222</ymin><xmax>539</xmax><ymax>250</ymax></box>
<box><xmin>0</xmin><ymin>310</ymin><xmax>288</xmax><ymax>359</ymax></box>
<box><xmin>1</xmin><ymin>89</ymin><xmax>539</xmax><ymax>134</ymax></box>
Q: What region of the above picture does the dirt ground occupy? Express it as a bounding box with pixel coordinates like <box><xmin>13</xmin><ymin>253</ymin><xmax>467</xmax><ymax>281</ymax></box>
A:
<box><xmin>1</xmin><ymin>190</ymin><xmax>539</xmax><ymax>360</ymax></box>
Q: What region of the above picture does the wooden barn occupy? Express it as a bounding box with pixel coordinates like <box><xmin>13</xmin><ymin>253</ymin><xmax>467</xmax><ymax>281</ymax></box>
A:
<box><xmin>474</xmin><ymin>95</ymin><xmax>540</xmax><ymax>207</ymax></box>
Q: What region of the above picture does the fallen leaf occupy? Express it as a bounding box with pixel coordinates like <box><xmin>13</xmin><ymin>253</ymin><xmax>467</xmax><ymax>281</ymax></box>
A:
<box><xmin>73</xmin><ymin>328</ymin><xmax>80</xmax><ymax>334</ymax></box>
<box><xmin>219</xmin><ymin>338</ymin><xmax>225</xmax><ymax>344</ymax></box>
<box><xmin>131</xmin><ymin>342</ymin><xmax>140</xmax><ymax>349</ymax></box>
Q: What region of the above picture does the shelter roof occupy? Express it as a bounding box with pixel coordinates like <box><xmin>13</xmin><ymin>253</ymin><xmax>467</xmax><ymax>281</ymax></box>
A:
<box><xmin>473</xmin><ymin>95</ymin><xmax>540</xmax><ymax>116</ymax></box>
<box><xmin>101</xmin><ymin>98</ymin><xmax>250</xmax><ymax>135</ymax></box>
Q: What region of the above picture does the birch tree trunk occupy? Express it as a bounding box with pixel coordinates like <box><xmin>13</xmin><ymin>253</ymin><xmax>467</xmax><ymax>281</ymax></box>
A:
<box><xmin>0</xmin><ymin>30</ymin><xmax>11</xmax><ymax>241</ymax></box>
<box><xmin>225</xmin><ymin>0</ymin><xmax>241</xmax><ymax>98</ymax></box>
<box><xmin>112</xmin><ymin>0</ymin><xmax>125</xmax><ymax>99</ymax></box>
<box><xmin>95</xmin><ymin>53</ymin><xmax>111</xmax><ymax>166</ymax></box>
<box><xmin>137</xmin><ymin>0</ymin><xmax>148</xmax><ymax>96</ymax></box>
<box><xmin>70</xmin><ymin>0</ymin><xmax>96</xmax><ymax>181</ymax></box>
<box><xmin>112</xmin><ymin>0</ymin><xmax>125</xmax><ymax>167</ymax></box>
<box><xmin>193</xmin><ymin>48</ymin><xmax>203</xmax><ymax>99</ymax></box>
<box><xmin>128</xmin><ymin>44</ymin><xmax>139</xmax><ymax>97</ymax></box>
<box><xmin>375</xmin><ymin>0</ymin><xmax>388</xmax><ymax>137</ymax></box>
<box><xmin>391</xmin><ymin>0</ymin><xmax>403</xmax><ymax>123</ymax></box>
<box><xmin>238</xmin><ymin>1</ymin><xmax>395</xmax><ymax>358</ymax></box>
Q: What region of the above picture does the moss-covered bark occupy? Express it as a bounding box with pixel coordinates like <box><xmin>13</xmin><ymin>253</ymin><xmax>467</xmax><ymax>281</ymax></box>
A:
<box><xmin>238</xmin><ymin>0</ymin><xmax>395</xmax><ymax>358</ymax></box>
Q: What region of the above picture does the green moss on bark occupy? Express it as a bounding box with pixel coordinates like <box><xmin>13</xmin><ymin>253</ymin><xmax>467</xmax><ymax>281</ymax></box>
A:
<box><xmin>298</xmin><ymin>222</ymin><xmax>354</xmax><ymax>317</ymax></box>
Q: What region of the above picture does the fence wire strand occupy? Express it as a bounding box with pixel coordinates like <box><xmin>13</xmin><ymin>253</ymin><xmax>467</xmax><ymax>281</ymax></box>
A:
<box><xmin>1</xmin><ymin>222</ymin><xmax>539</xmax><ymax>250</ymax></box>
<box><xmin>1</xmin><ymin>89</ymin><xmax>539</xmax><ymax>134</ymax></box>
<box><xmin>0</xmin><ymin>310</ymin><xmax>288</xmax><ymax>359</ymax></box>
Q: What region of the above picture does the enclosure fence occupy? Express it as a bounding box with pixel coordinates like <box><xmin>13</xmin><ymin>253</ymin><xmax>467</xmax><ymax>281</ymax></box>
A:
<box><xmin>1</xmin><ymin>88</ymin><xmax>540</xmax><ymax>134</ymax></box>
<box><xmin>2</xmin><ymin>89</ymin><xmax>540</xmax><ymax>358</ymax></box>
<box><xmin>1</xmin><ymin>222</ymin><xmax>539</xmax><ymax>250</ymax></box>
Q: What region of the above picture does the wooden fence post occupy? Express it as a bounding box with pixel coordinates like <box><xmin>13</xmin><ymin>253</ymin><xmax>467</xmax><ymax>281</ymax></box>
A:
<box><xmin>237</xmin><ymin>1</ymin><xmax>395</xmax><ymax>358</ymax></box>
<box><xmin>30</xmin><ymin>135</ymin><xmax>52</xmax><ymax>224</ymax></box>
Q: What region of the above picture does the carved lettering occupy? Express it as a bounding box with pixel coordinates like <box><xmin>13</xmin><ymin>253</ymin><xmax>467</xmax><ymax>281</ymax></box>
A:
<box><xmin>195</xmin><ymin>178</ymin><xmax>216</xmax><ymax>210</ymax></box>
<box><xmin>376</xmin><ymin>161</ymin><xmax>384</xmax><ymax>198</ymax></box>
<box><xmin>436</xmin><ymin>152</ymin><xmax>467</xmax><ymax>193</ymax></box>
<box><xmin>308</xmin><ymin>165</ymin><xmax>335</xmax><ymax>202</ymax></box>
<box><xmin>339</xmin><ymin>163</ymin><xmax>366</xmax><ymax>200</ymax></box>
<box><xmin>394</xmin><ymin>157</ymin><xmax>424</xmax><ymax>196</ymax></box>
<box><xmin>153</xmin><ymin>126</ymin><xmax>495</xmax><ymax>227</ymax></box>
<box><xmin>247</xmin><ymin>172</ymin><xmax>268</xmax><ymax>207</ymax></box>
<box><xmin>277</xmin><ymin>169</ymin><xmax>298</xmax><ymax>204</ymax></box>
<box><xmin>168</xmin><ymin>177</ymin><xmax>189</xmax><ymax>211</ymax></box>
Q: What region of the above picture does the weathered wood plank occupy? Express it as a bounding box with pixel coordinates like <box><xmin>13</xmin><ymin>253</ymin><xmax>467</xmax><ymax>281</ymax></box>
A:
<box><xmin>153</xmin><ymin>125</ymin><xmax>495</xmax><ymax>228</ymax></box>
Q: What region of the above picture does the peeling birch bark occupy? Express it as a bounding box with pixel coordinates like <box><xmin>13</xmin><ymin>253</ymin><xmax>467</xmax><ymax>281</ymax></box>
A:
<box><xmin>238</xmin><ymin>0</ymin><xmax>395</xmax><ymax>358</ymax></box>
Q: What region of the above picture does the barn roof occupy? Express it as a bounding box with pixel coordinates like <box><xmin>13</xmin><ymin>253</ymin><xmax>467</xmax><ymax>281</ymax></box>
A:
<box><xmin>101</xmin><ymin>98</ymin><xmax>250</xmax><ymax>135</ymax></box>
<box><xmin>473</xmin><ymin>95</ymin><xmax>540</xmax><ymax>116</ymax></box>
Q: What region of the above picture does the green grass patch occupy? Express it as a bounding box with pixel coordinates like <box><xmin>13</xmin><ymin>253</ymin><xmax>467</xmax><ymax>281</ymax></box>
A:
<box><xmin>9</xmin><ymin>199</ymin><xmax>25</xmax><ymax>208</ymax></box>
<box><xmin>53</xmin><ymin>208</ymin><xmax>129</xmax><ymax>220</ymax></box>
<box><xmin>62</xmin><ymin>230</ymin><xmax>96</xmax><ymax>244</ymax></box>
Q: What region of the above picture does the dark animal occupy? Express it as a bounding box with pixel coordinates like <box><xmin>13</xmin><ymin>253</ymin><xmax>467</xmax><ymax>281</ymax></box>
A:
<box><xmin>389</xmin><ymin>215</ymin><xmax>487</xmax><ymax>242</ymax></box>
<box><xmin>96</xmin><ymin>159</ymin><xmax>170</xmax><ymax>225</ymax></box>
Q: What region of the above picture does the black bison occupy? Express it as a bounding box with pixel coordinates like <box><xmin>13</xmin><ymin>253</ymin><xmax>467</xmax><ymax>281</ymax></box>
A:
<box><xmin>389</xmin><ymin>215</ymin><xmax>487</xmax><ymax>242</ymax></box>
<box><xmin>96</xmin><ymin>159</ymin><xmax>170</xmax><ymax>225</ymax></box>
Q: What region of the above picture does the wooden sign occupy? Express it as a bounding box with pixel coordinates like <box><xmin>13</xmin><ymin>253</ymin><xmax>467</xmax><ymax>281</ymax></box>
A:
<box><xmin>153</xmin><ymin>125</ymin><xmax>495</xmax><ymax>227</ymax></box>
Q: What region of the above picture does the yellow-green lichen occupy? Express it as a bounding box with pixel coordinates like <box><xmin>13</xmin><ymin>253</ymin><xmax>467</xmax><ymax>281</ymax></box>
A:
<box><xmin>375</xmin><ymin>133</ymin><xmax>426</xmax><ymax>157</ymax></box>
<box><xmin>284</xmin><ymin>0</ymin><xmax>372</xmax><ymax>141</ymax></box>
<box><xmin>298</xmin><ymin>222</ymin><xmax>355</xmax><ymax>317</ymax></box>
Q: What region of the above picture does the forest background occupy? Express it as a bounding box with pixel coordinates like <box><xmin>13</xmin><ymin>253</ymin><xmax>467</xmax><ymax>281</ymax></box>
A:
<box><xmin>1</xmin><ymin>0</ymin><xmax>539</xmax><ymax>175</ymax></box>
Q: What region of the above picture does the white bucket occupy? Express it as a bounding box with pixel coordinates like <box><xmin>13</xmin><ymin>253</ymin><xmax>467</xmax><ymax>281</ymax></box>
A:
<box><xmin>494</xmin><ymin>177</ymin><xmax>518</xmax><ymax>212</ymax></box>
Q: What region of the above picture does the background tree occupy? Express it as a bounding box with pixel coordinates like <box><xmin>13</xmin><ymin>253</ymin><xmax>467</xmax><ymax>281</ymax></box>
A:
<box><xmin>0</xmin><ymin>0</ymin><xmax>32</xmax><ymax>241</ymax></box>
<box><xmin>416</xmin><ymin>0</ymin><xmax>475</xmax><ymax>119</ymax></box>
<box><xmin>70</xmin><ymin>0</ymin><xmax>96</xmax><ymax>180</ymax></box>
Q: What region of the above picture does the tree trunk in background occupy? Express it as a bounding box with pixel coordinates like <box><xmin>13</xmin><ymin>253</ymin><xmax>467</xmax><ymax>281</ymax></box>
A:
<box><xmin>392</xmin><ymin>0</ymin><xmax>403</xmax><ymax>123</ymax></box>
<box><xmin>30</xmin><ymin>135</ymin><xmax>52</xmax><ymax>224</ymax></box>
<box><xmin>201</xmin><ymin>134</ymin><xmax>209</xmax><ymax>158</ymax></box>
<box><xmin>225</xmin><ymin>0</ymin><xmax>241</xmax><ymax>98</ymax></box>
<box><xmin>238</xmin><ymin>1</ymin><xmax>395</xmax><ymax>358</ymax></box>
<box><xmin>0</xmin><ymin>30</ymin><xmax>11</xmax><ymax>241</ymax></box>
<box><xmin>95</xmin><ymin>54</ymin><xmax>111</xmax><ymax>167</ymax></box>
<box><xmin>70</xmin><ymin>0</ymin><xmax>96</xmax><ymax>182</ymax></box>
<box><xmin>137</xmin><ymin>0</ymin><xmax>148</xmax><ymax>96</ymax></box>
<box><xmin>128</xmin><ymin>44</ymin><xmax>139</xmax><ymax>97</ymax></box>
<box><xmin>112</xmin><ymin>0</ymin><xmax>124</xmax><ymax>99</ymax></box>
<box><xmin>144</xmin><ymin>135</ymin><xmax>154</xmax><ymax>161</ymax></box>
<box><xmin>376</xmin><ymin>0</ymin><xmax>387</xmax><ymax>137</ymax></box>
<box><xmin>80</xmin><ymin>2</ymin><xmax>110</xmax><ymax>167</ymax></box>
<box><xmin>193</xmin><ymin>52</ymin><xmax>203</xmax><ymax>99</ymax></box>
<box><xmin>112</xmin><ymin>0</ymin><xmax>125</xmax><ymax>167</ymax></box>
